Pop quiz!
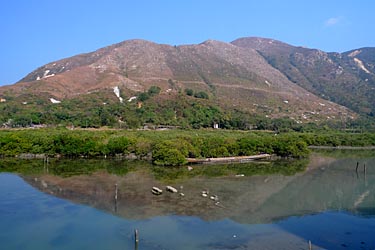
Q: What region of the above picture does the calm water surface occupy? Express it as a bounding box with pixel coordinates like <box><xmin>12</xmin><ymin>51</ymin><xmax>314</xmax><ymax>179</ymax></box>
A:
<box><xmin>1</xmin><ymin>151</ymin><xmax>375</xmax><ymax>250</ymax></box>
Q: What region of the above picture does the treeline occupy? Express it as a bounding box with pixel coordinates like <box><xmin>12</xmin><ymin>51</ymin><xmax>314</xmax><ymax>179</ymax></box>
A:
<box><xmin>0</xmin><ymin>129</ymin><xmax>309</xmax><ymax>165</ymax></box>
<box><xmin>1</xmin><ymin>129</ymin><xmax>375</xmax><ymax>166</ymax></box>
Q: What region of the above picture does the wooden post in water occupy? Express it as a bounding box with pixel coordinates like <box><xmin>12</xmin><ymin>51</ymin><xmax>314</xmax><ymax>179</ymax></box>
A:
<box><xmin>114</xmin><ymin>184</ymin><xmax>118</xmax><ymax>213</ymax></box>
<box><xmin>134</xmin><ymin>229</ymin><xmax>139</xmax><ymax>250</ymax></box>
<box><xmin>114</xmin><ymin>184</ymin><xmax>118</xmax><ymax>200</ymax></box>
<box><xmin>44</xmin><ymin>156</ymin><xmax>49</xmax><ymax>173</ymax></box>
<box><xmin>364</xmin><ymin>164</ymin><xmax>367</xmax><ymax>175</ymax></box>
<box><xmin>356</xmin><ymin>162</ymin><xmax>359</xmax><ymax>172</ymax></box>
<box><xmin>308</xmin><ymin>240</ymin><xmax>312</xmax><ymax>250</ymax></box>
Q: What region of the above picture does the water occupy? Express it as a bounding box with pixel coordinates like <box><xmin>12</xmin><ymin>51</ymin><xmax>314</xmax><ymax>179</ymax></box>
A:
<box><xmin>1</xmin><ymin>152</ymin><xmax>375</xmax><ymax>249</ymax></box>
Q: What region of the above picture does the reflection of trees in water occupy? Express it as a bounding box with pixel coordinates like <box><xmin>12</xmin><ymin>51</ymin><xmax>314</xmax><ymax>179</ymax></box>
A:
<box><xmin>151</xmin><ymin>159</ymin><xmax>308</xmax><ymax>182</ymax></box>
<box><xmin>0</xmin><ymin>158</ymin><xmax>147</xmax><ymax>177</ymax></box>
<box><xmin>7</xmin><ymin>155</ymin><xmax>375</xmax><ymax>224</ymax></box>
<box><xmin>0</xmin><ymin>157</ymin><xmax>307</xmax><ymax>178</ymax></box>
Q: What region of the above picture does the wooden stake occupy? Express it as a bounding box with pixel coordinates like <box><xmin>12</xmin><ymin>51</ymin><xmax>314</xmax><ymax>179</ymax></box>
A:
<box><xmin>356</xmin><ymin>162</ymin><xmax>359</xmax><ymax>172</ymax></box>
<box><xmin>114</xmin><ymin>184</ymin><xmax>118</xmax><ymax>201</ymax></box>
<box><xmin>309</xmin><ymin>240</ymin><xmax>312</xmax><ymax>250</ymax></box>
<box><xmin>364</xmin><ymin>164</ymin><xmax>367</xmax><ymax>175</ymax></box>
<box><xmin>134</xmin><ymin>229</ymin><xmax>139</xmax><ymax>249</ymax></box>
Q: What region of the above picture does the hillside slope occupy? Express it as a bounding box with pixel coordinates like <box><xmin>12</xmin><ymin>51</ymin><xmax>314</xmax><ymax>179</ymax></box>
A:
<box><xmin>232</xmin><ymin>37</ymin><xmax>375</xmax><ymax>116</ymax></box>
<box><xmin>0</xmin><ymin>38</ymin><xmax>356</xmax><ymax>126</ymax></box>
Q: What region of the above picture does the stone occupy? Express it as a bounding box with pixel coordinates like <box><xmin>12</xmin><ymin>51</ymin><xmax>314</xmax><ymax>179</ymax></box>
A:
<box><xmin>151</xmin><ymin>187</ymin><xmax>163</xmax><ymax>195</ymax></box>
<box><xmin>166</xmin><ymin>185</ymin><xmax>178</xmax><ymax>193</ymax></box>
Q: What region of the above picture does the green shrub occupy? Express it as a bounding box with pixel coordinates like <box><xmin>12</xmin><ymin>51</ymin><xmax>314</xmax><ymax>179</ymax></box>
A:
<box><xmin>133</xmin><ymin>138</ymin><xmax>152</xmax><ymax>157</ymax></box>
<box><xmin>148</xmin><ymin>86</ymin><xmax>161</xmax><ymax>96</ymax></box>
<box><xmin>152</xmin><ymin>139</ymin><xmax>190</xmax><ymax>166</ymax></box>
<box><xmin>273</xmin><ymin>136</ymin><xmax>309</xmax><ymax>158</ymax></box>
<box><xmin>194</xmin><ymin>91</ymin><xmax>209</xmax><ymax>99</ymax></box>
<box><xmin>107</xmin><ymin>136</ymin><xmax>131</xmax><ymax>155</ymax></box>
<box><xmin>185</xmin><ymin>88</ymin><xmax>194</xmax><ymax>96</ymax></box>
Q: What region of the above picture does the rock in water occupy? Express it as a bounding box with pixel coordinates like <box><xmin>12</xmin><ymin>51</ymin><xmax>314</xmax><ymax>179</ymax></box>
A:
<box><xmin>152</xmin><ymin>187</ymin><xmax>163</xmax><ymax>195</ymax></box>
<box><xmin>166</xmin><ymin>185</ymin><xmax>178</xmax><ymax>193</ymax></box>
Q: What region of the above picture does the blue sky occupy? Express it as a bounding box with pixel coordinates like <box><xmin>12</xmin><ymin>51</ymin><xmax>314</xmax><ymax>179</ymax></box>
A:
<box><xmin>1</xmin><ymin>0</ymin><xmax>374</xmax><ymax>85</ymax></box>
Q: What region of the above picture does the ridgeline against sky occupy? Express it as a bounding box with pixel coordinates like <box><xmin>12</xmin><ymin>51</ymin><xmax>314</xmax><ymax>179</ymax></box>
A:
<box><xmin>1</xmin><ymin>0</ymin><xmax>375</xmax><ymax>85</ymax></box>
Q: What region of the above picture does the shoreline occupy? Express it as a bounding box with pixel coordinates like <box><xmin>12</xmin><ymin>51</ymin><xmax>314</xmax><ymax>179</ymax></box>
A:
<box><xmin>309</xmin><ymin>146</ymin><xmax>375</xmax><ymax>150</ymax></box>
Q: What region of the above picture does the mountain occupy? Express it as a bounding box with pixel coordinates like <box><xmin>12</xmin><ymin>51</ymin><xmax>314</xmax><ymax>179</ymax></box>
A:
<box><xmin>1</xmin><ymin>37</ymin><xmax>369</xmax><ymax>129</ymax></box>
<box><xmin>232</xmin><ymin>37</ymin><xmax>375</xmax><ymax>116</ymax></box>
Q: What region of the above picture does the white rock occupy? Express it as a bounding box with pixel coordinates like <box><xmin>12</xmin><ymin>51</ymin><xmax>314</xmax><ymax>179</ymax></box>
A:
<box><xmin>128</xmin><ymin>96</ymin><xmax>137</xmax><ymax>102</ymax></box>
<box><xmin>210</xmin><ymin>195</ymin><xmax>219</xmax><ymax>201</ymax></box>
<box><xmin>166</xmin><ymin>186</ymin><xmax>178</xmax><ymax>193</ymax></box>
<box><xmin>50</xmin><ymin>98</ymin><xmax>61</xmax><ymax>104</ymax></box>
<box><xmin>151</xmin><ymin>187</ymin><xmax>163</xmax><ymax>195</ymax></box>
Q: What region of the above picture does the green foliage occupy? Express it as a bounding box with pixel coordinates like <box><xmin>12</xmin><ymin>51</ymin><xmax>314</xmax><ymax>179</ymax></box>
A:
<box><xmin>137</xmin><ymin>92</ymin><xmax>150</xmax><ymax>102</ymax></box>
<box><xmin>147</xmin><ymin>86</ymin><xmax>161</xmax><ymax>96</ymax></box>
<box><xmin>2</xmin><ymin>88</ymin><xmax>375</xmax><ymax>132</ymax></box>
<box><xmin>0</xmin><ymin>133</ymin><xmax>33</xmax><ymax>156</ymax></box>
<box><xmin>237</xmin><ymin>137</ymin><xmax>264</xmax><ymax>156</ymax></box>
<box><xmin>53</xmin><ymin>132</ymin><xmax>99</xmax><ymax>157</ymax></box>
<box><xmin>273</xmin><ymin>136</ymin><xmax>310</xmax><ymax>158</ymax></box>
<box><xmin>132</xmin><ymin>137</ymin><xmax>152</xmax><ymax>157</ymax></box>
<box><xmin>1</xmin><ymin>128</ymin><xmax>375</xmax><ymax>165</ymax></box>
<box><xmin>200</xmin><ymin>137</ymin><xmax>230</xmax><ymax>158</ymax></box>
<box><xmin>107</xmin><ymin>136</ymin><xmax>131</xmax><ymax>155</ymax></box>
<box><xmin>137</xmin><ymin>86</ymin><xmax>161</xmax><ymax>103</ymax></box>
<box><xmin>183</xmin><ymin>88</ymin><xmax>209</xmax><ymax>99</ymax></box>
<box><xmin>194</xmin><ymin>91</ymin><xmax>209</xmax><ymax>99</ymax></box>
<box><xmin>152</xmin><ymin>140</ymin><xmax>188</xmax><ymax>166</ymax></box>
<box><xmin>184</xmin><ymin>88</ymin><xmax>194</xmax><ymax>96</ymax></box>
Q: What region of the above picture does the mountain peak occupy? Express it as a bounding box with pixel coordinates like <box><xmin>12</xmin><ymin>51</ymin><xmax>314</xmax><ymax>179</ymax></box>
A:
<box><xmin>231</xmin><ymin>37</ymin><xmax>293</xmax><ymax>51</ymax></box>
<box><xmin>200</xmin><ymin>39</ymin><xmax>228</xmax><ymax>45</ymax></box>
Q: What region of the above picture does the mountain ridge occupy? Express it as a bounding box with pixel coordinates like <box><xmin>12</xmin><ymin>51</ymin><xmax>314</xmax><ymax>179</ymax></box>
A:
<box><xmin>232</xmin><ymin>37</ymin><xmax>375</xmax><ymax>116</ymax></box>
<box><xmin>2</xmin><ymin>36</ymin><xmax>373</xmax><ymax>128</ymax></box>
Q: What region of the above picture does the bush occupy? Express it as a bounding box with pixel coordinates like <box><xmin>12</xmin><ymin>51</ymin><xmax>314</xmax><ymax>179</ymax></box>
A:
<box><xmin>138</xmin><ymin>92</ymin><xmax>149</xmax><ymax>102</ymax></box>
<box><xmin>153</xmin><ymin>148</ymin><xmax>187</xmax><ymax>166</ymax></box>
<box><xmin>148</xmin><ymin>86</ymin><xmax>161</xmax><ymax>96</ymax></box>
<box><xmin>185</xmin><ymin>88</ymin><xmax>194</xmax><ymax>96</ymax></box>
<box><xmin>194</xmin><ymin>91</ymin><xmax>209</xmax><ymax>99</ymax></box>
<box><xmin>107</xmin><ymin>136</ymin><xmax>131</xmax><ymax>155</ymax></box>
<box><xmin>152</xmin><ymin>139</ymin><xmax>190</xmax><ymax>166</ymax></box>
<box><xmin>272</xmin><ymin>136</ymin><xmax>309</xmax><ymax>158</ymax></box>
<box><xmin>133</xmin><ymin>138</ymin><xmax>152</xmax><ymax>157</ymax></box>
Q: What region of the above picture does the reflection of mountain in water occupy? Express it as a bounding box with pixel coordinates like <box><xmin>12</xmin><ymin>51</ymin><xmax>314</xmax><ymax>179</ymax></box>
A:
<box><xmin>23</xmin><ymin>156</ymin><xmax>375</xmax><ymax>224</ymax></box>
<box><xmin>255</xmin><ymin>157</ymin><xmax>375</xmax><ymax>221</ymax></box>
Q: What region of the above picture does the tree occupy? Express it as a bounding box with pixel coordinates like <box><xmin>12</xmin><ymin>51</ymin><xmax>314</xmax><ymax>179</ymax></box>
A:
<box><xmin>148</xmin><ymin>86</ymin><xmax>161</xmax><ymax>96</ymax></box>
<box><xmin>107</xmin><ymin>136</ymin><xmax>131</xmax><ymax>155</ymax></box>
<box><xmin>185</xmin><ymin>88</ymin><xmax>194</xmax><ymax>96</ymax></box>
<box><xmin>194</xmin><ymin>91</ymin><xmax>209</xmax><ymax>99</ymax></box>
<box><xmin>138</xmin><ymin>92</ymin><xmax>149</xmax><ymax>102</ymax></box>
<box><xmin>152</xmin><ymin>140</ymin><xmax>188</xmax><ymax>166</ymax></box>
